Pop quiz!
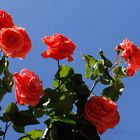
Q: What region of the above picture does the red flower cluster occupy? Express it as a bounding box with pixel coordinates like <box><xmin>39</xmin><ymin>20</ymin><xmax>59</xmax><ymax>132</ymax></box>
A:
<box><xmin>116</xmin><ymin>39</ymin><xmax>140</xmax><ymax>76</ymax></box>
<box><xmin>41</xmin><ymin>33</ymin><xmax>76</xmax><ymax>62</ymax></box>
<box><xmin>13</xmin><ymin>69</ymin><xmax>44</xmax><ymax>107</ymax></box>
<box><xmin>84</xmin><ymin>96</ymin><xmax>120</xmax><ymax>135</ymax></box>
<box><xmin>0</xmin><ymin>9</ymin><xmax>31</xmax><ymax>58</ymax></box>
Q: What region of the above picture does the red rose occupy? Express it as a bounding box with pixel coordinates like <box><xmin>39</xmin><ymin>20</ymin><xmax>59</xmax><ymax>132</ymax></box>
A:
<box><xmin>116</xmin><ymin>39</ymin><xmax>140</xmax><ymax>76</ymax></box>
<box><xmin>84</xmin><ymin>96</ymin><xmax>120</xmax><ymax>135</ymax></box>
<box><xmin>127</xmin><ymin>65</ymin><xmax>135</xmax><ymax>76</ymax></box>
<box><xmin>0</xmin><ymin>9</ymin><xmax>15</xmax><ymax>30</ymax></box>
<box><xmin>0</xmin><ymin>27</ymin><xmax>31</xmax><ymax>58</ymax></box>
<box><xmin>13</xmin><ymin>69</ymin><xmax>44</xmax><ymax>107</ymax></box>
<box><xmin>41</xmin><ymin>33</ymin><xmax>76</xmax><ymax>62</ymax></box>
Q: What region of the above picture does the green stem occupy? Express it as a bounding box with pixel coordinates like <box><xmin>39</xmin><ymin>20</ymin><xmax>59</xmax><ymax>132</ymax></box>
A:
<box><xmin>109</xmin><ymin>62</ymin><xmax>119</xmax><ymax>72</ymax></box>
<box><xmin>2</xmin><ymin>122</ymin><xmax>11</xmax><ymax>140</ymax></box>
<box><xmin>90</xmin><ymin>78</ymin><xmax>100</xmax><ymax>94</ymax></box>
<box><xmin>90</xmin><ymin>62</ymin><xmax>120</xmax><ymax>94</ymax></box>
<box><xmin>57</xmin><ymin>60</ymin><xmax>61</xmax><ymax>93</ymax></box>
<box><xmin>41</xmin><ymin>127</ymin><xmax>49</xmax><ymax>140</ymax></box>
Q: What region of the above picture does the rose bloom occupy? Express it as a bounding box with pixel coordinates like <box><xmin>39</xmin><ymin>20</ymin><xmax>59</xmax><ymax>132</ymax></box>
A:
<box><xmin>0</xmin><ymin>9</ymin><xmax>15</xmax><ymax>30</ymax></box>
<box><xmin>41</xmin><ymin>33</ymin><xmax>76</xmax><ymax>62</ymax></box>
<box><xmin>13</xmin><ymin>69</ymin><xmax>44</xmax><ymax>107</ymax></box>
<box><xmin>116</xmin><ymin>39</ymin><xmax>140</xmax><ymax>76</ymax></box>
<box><xmin>84</xmin><ymin>96</ymin><xmax>120</xmax><ymax>135</ymax></box>
<box><xmin>0</xmin><ymin>27</ymin><xmax>31</xmax><ymax>58</ymax></box>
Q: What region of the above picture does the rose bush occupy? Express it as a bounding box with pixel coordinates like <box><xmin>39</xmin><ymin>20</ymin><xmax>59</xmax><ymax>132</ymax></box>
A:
<box><xmin>84</xmin><ymin>96</ymin><xmax>120</xmax><ymax>135</ymax></box>
<box><xmin>41</xmin><ymin>33</ymin><xmax>76</xmax><ymax>62</ymax></box>
<box><xmin>13</xmin><ymin>69</ymin><xmax>44</xmax><ymax>107</ymax></box>
<box><xmin>0</xmin><ymin>9</ymin><xmax>138</xmax><ymax>140</ymax></box>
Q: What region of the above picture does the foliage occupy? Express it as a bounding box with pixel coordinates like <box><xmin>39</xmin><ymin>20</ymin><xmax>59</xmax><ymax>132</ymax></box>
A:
<box><xmin>0</xmin><ymin>9</ymin><xmax>138</xmax><ymax>140</ymax></box>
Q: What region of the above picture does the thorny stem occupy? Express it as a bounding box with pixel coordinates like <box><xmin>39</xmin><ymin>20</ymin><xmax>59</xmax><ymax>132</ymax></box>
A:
<box><xmin>2</xmin><ymin>122</ymin><xmax>12</xmax><ymax>140</ymax></box>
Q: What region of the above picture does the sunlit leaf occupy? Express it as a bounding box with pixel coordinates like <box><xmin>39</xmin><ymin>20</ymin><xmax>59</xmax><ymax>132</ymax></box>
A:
<box><xmin>113</xmin><ymin>66</ymin><xmax>127</xmax><ymax>78</ymax></box>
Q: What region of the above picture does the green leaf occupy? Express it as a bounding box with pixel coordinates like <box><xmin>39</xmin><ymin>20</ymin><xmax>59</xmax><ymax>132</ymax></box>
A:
<box><xmin>54</xmin><ymin>117</ymin><xmax>76</xmax><ymax>126</ymax></box>
<box><xmin>0</xmin><ymin>88</ymin><xmax>7</xmax><ymax>102</ymax></box>
<box><xmin>0</xmin><ymin>61</ymin><xmax>3</xmax><ymax>75</ymax></box>
<box><xmin>3</xmin><ymin>103</ymin><xmax>17</xmax><ymax>122</ymax></box>
<box><xmin>66</xmin><ymin>74</ymin><xmax>90</xmax><ymax>97</ymax></box>
<box><xmin>113</xmin><ymin>66</ymin><xmax>127</xmax><ymax>78</ymax></box>
<box><xmin>18</xmin><ymin>130</ymin><xmax>43</xmax><ymax>140</ymax></box>
<box><xmin>52</xmin><ymin>80</ymin><xmax>59</xmax><ymax>88</ymax></box>
<box><xmin>34</xmin><ymin>108</ymin><xmax>46</xmax><ymax>118</ymax></box>
<box><xmin>2</xmin><ymin>71</ymin><xmax>13</xmax><ymax>92</ymax></box>
<box><xmin>84</xmin><ymin>64</ymin><xmax>91</xmax><ymax>78</ymax></box>
<box><xmin>99</xmin><ymin>50</ymin><xmax>112</xmax><ymax>68</ymax></box>
<box><xmin>13</xmin><ymin>125</ymin><xmax>25</xmax><ymax>133</ymax></box>
<box><xmin>90</xmin><ymin>64</ymin><xmax>99</xmax><ymax>80</ymax></box>
<box><xmin>25</xmin><ymin>130</ymin><xmax>43</xmax><ymax>140</ymax></box>
<box><xmin>55</xmin><ymin>65</ymin><xmax>74</xmax><ymax>79</ymax></box>
<box><xmin>7</xmin><ymin>110</ymin><xmax>39</xmax><ymax>127</ymax></box>
<box><xmin>82</xmin><ymin>53</ymin><xmax>97</xmax><ymax>67</ymax></box>
<box><xmin>102</xmin><ymin>86</ymin><xmax>119</xmax><ymax>101</ymax></box>
<box><xmin>0</xmin><ymin>129</ymin><xmax>4</xmax><ymax>136</ymax></box>
<box><xmin>97</xmin><ymin>62</ymin><xmax>106</xmax><ymax>74</ymax></box>
<box><xmin>100</xmin><ymin>75</ymin><xmax>112</xmax><ymax>85</ymax></box>
<box><xmin>18</xmin><ymin>136</ymin><xmax>30</xmax><ymax>140</ymax></box>
<box><xmin>82</xmin><ymin>54</ymin><xmax>97</xmax><ymax>79</ymax></box>
<box><xmin>102</xmin><ymin>78</ymin><xmax>124</xmax><ymax>101</ymax></box>
<box><xmin>4</xmin><ymin>103</ymin><xmax>18</xmax><ymax>116</ymax></box>
<box><xmin>42</xmin><ymin>88</ymin><xmax>59</xmax><ymax>108</ymax></box>
<box><xmin>55</xmin><ymin>93</ymin><xmax>74</xmax><ymax>114</ymax></box>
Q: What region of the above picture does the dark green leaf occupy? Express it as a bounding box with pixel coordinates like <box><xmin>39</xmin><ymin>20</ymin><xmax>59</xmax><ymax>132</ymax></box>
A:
<box><xmin>0</xmin><ymin>129</ymin><xmax>4</xmax><ymax>136</ymax></box>
<box><xmin>18</xmin><ymin>136</ymin><xmax>30</xmax><ymax>140</ymax></box>
<box><xmin>0</xmin><ymin>88</ymin><xmax>7</xmax><ymax>102</ymax></box>
<box><xmin>100</xmin><ymin>75</ymin><xmax>112</xmax><ymax>85</ymax></box>
<box><xmin>4</xmin><ymin>103</ymin><xmax>18</xmax><ymax>116</ymax></box>
<box><xmin>97</xmin><ymin>62</ymin><xmax>106</xmax><ymax>74</ymax></box>
<box><xmin>102</xmin><ymin>86</ymin><xmax>119</xmax><ymax>101</ymax></box>
<box><xmin>102</xmin><ymin>78</ymin><xmax>124</xmax><ymax>101</ymax></box>
<box><xmin>55</xmin><ymin>94</ymin><xmax>74</xmax><ymax>114</ymax></box>
<box><xmin>13</xmin><ymin>125</ymin><xmax>25</xmax><ymax>133</ymax></box>
<box><xmin>7</xmin><ymin>110</ymin><xmax>39</xmax><ymax>127</ymax></box>
<box><xmin>113</xmin><ymin>66</ymin><xmax>127</xmax><ymax>78</ymax></box>
<box><xmin>99</xmin><ymin>50</ymin><xmax>112</xmax><ymax>68</ymax></box>
<box><xmin>34</xmin><ymin>108</ymin><xmax>46</xmax><ymax>118</ymax></box>
<box><xmin>0</xmin><ymin>61</ymin><xmax>3</xmax><ymax>75</ymax></box>
<box><xmin>54</xmin><ymin>117</ymin><xmax>76</xmax><ymax>126</ymax></box>
<box><xmin>2</xmin><ymin>71</ymin><xmax>13</xmax><ymax>92</ymax></box>
<box><xmin>42</xmin><ymin>88</ymin><xmax>59</xmax><ymax>109</ymax></box>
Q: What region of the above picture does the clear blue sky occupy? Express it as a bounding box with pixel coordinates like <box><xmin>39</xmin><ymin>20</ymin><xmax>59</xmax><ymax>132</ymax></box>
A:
<box><xmin>1</xmin><ymin>0</ymin><xmax>140</xmax><ymax>139</ymax></box>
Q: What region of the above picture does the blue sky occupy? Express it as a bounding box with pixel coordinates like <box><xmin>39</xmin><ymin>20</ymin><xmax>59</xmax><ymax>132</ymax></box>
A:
<box><xmin>1</xmin><ymin>0</ymin><xmax>140</xmax><ymax>139</ymax></box>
